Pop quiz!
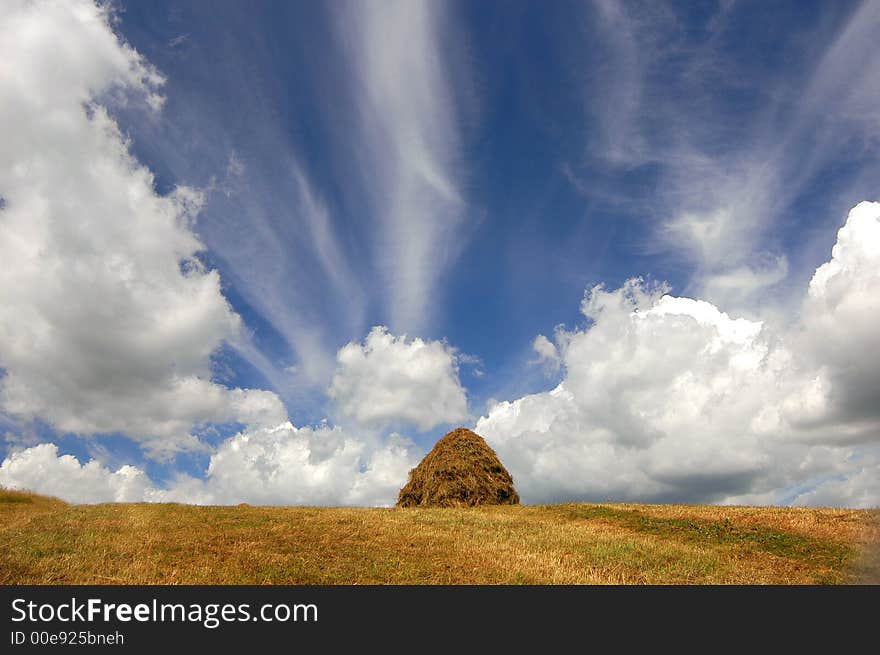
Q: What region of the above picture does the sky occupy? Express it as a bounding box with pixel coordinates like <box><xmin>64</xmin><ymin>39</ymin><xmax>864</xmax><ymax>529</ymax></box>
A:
<box><xmin>1</xmin><ymin>0</ymin><xmax>878</xmax><ymax>507</ymax></box>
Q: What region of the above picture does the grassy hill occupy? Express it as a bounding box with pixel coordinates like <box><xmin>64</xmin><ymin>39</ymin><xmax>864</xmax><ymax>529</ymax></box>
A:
<box><xmin>1</xmin><ymin>488</ymin><xmax>877</xmax><ymax>584</ymax></box>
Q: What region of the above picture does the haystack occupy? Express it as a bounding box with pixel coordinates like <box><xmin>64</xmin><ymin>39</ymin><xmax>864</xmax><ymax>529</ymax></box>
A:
<box><xmin>396</xmin><ymin>427</ymin><xmax>519</xmax><ymax>507</ymax></box>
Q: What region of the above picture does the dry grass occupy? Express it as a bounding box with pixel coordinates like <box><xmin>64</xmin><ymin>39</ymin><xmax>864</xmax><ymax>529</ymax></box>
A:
<box><xmin>1</xmin><ymin>489</ymin><xmax>876</xmax><ymax>584</ymax></box>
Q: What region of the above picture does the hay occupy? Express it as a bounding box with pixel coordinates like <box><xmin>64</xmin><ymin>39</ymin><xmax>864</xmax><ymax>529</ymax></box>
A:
<box><xmin>396</xmin><ymin>427</ymin><xmax>520</xmax><ymax>508</ymax></box>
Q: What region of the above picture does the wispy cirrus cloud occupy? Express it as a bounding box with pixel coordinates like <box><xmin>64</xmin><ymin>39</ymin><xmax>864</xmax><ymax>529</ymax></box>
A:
<box><xmin>574</xmin><ymin>0</ymin><xmax>880</xmax><ymax>311</ymax></box>
<box><xmin>202</xmin><ymin>152</ymin><xmax>367</xmax><ymax>393</ymax></box>
<box><xmin>336</xmin><ymin>0</ymin><xmax>470</xmax><ymax>334</ymax></box>
<box><xmin>99</xmin><ymin>3</ymin><xmax>371</xmax><ymax>403</ymax></box>
<box><xmin>120</xmin><ymin>1</ymin><xmax>473</xmax><ymax>401</ymax></box>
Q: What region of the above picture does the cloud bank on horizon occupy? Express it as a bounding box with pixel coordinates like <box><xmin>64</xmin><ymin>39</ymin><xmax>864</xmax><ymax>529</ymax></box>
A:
<box><xmin>0</xmin><ymin>0</ymin><xmax>878</xmax><ymax>508</ymax></box>
<box><xmin>479</xmin><ymin>202</ymin><xmax>880</xmax><ymax>507</ymax></box>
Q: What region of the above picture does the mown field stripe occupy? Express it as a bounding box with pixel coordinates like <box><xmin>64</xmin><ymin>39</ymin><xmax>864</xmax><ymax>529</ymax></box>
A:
<box><xmin>563</xmin><ymin>505</ymin><xmax>853</xmax><ymax>570</ymax></box>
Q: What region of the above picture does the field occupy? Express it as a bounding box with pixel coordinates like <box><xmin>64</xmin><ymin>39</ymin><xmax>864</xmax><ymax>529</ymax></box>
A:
<box><xmin>1</xmin><ymin>488</ymin><xmax>877</xmax><ymax>584</ymax></box>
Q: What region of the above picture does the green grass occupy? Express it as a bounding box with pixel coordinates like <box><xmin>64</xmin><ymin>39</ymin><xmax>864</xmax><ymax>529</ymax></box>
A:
<box><xmin>566</xmin><ymin>505</ymin><xmax>851</xmax><ymax>570</ymax></box>
<box><xmin>1</xmin><ymin>489</ymin><xmax>877</xmax><ymax>585</ymax></box>
<box><xmin>0</xmin><ymin>494</ymin><xmax>32</xmax><ymax>503</ymax></box>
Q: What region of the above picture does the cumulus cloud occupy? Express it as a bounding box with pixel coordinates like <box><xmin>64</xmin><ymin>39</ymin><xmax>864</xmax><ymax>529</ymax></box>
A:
<box><xmin>184</xmin><ymin>422</ymin><xmax>417</xmax><ymax>506</ymax></box>
<box><xmin>0</xmin><ymin>423</ymin><xmax>418</xmax><ymax>507</ymax></box>
<box><xmin>0</xmin><ymin>443</ymin><xmax>160</xmax><ymax>504</ymax></box>
<box><xmin>800</xmin><ymin>201</ymin><xmax>880</xmax><ymax>427</ymax></box>
<box><xmin>477</xmin><ymin>203</ymin><xmax>880</xmax><ymax>508</ymax></box>
<box><xmin>5</xmin><ymin>202</ymin><xmax>878</xmax><ymax>508</ymax></box>
<box><xmin>0</xmin><ymin>0</ymin><xmax>286</xmax><ymax>455</ymax></box>
<box><xmin>329</xmin><ymin>326</ymin><xmax>468</xmax><ymax>431</ymax></box>
<box><xmin>478</xmin><ymin>280</ymin><xmax>781</xmax><ymax>503</ymax></box>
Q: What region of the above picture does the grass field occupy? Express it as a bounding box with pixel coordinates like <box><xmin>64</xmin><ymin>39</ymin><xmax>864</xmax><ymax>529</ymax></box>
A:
<box><xmin>1</xmin><ymin>488</ymin><xmax>877</xmax><ymax>584</ymax></box>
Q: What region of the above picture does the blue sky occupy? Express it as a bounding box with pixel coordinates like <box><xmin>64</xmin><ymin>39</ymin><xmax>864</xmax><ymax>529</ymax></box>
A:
<box><xmin>115</xmin><ymin>0</ymin><xmax>866</xmax><ymax>403</ymax></box>
<box><xmin>1</xmin><ymin>0</ymin><xmax>878</xmax><ymax>506</ymax></box>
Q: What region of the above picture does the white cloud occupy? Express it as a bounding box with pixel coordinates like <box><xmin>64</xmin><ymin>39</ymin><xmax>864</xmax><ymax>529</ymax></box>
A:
<box><xmin>790</xmin><ymin>460</ymin><xmax>880</xmax><ymax>509</ymax></box>
<box><xmin>0</xmin><ymin>443</ymin><xmax>160</xmax><ymax>504</ymax></box>
<box><xmin>202</xmin><ymin>154</ymin><xmax>366</xmax><ymax>394</ymax></box>
<box><xmin>0</xmin><ymin>0</ymin><xmax>286</xmax><ymax>456</ymax></box>
<box><xmin>585</xmin><ymin>0</ymin><xmax>672</xmax><ymax>165</ymax></box>
<box><xmin>800</xmin><ymin>201</ymin><xmax>880</xmax><ymax>427</ymax></box>
<box><xmin>672</xmin><ymin>0</ymin><xmax>880</xmax><ymax>308</ymax></box>
<box><xmin>577</xmin><ymin>1</ymin><xmax>880</xmax><ymax>311</ymax></box>
<box><xmin>180</xmin><ymin>422</ymin><xmax>417</xmax><ymax>506</ymax></box>
<box><xmin>5</xmin><ymin>201</ymin><xmax>878</xmax><ymax>508</ymax></box>
<box><xmin>531</xmin><ymin>335</ymin><xmax>561</xmax><ymax>375</ymax></box>
<box><xmin>476</xmin><ymin>203</ymin><xmax>880</xmax><ymax>507</ymax></box>
<box><xmin>329</xmin><ymin>326</ymin><xmax>468</xmax><ymax>431</ymax></box>
<box><xmin>337</xmin><ymin>0</ymin><xmax>467</xmax><ymax>333</ymax></box>
<box><xmin>478</xmin><ymin>280</ymin><xmax>782</xmax><ymax>503</ymax></box>
<box><xmin>0</xmin><ymin>423</ymin><xmax>419</xmax><ymax>507</ymax></box>
<box><xmin>700</xmin><ymin>255</ymin><xmax>789</xmax><ymax>307</ymax></box>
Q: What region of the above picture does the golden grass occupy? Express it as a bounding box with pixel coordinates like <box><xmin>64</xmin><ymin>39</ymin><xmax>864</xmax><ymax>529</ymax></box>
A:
<box><xmin>1</xmin><ymin>489</ymin><xmax>876</xmax><ymax>584</ymax></box>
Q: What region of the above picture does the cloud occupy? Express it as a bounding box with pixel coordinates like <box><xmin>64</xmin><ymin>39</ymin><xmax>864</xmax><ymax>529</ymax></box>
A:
<box><xmin>699</xmin><ymin>255</ymin><xmax>789</xmax><ymax>306</ymax></box>
<box><xmin>202</xmin><ymin>154</ymin><xmax>367</xmax><ymax>395</ymax></box>
<box><xmin>584</xmin><ymin>0</ymin><xmax>673</xmax><ymax>165</ymax></box>
<box><xmin>113</xmin><ymin>4</ymin><xmax>375</xmax><ymax>402</ymax></box>
<box><xmin>476</xmin><ymin>203</ymin><xmax>880</xmax><ymax>507</ymax></box>
<box><xmin>0</xmin><ymin>423</ymin><xmax>419</xmax><ymax>507</ymax></box>
<box><xmin>478</xmin><ymin>280</ymin><xmax>781</xmax><ymax>503</ymax></box>
<box><xmin>180</xmin><ymin>422</ymin><xmax>418</xmax><ymax>506</ymax></box>
<box><xmin>575</xmin><ymin>1</ymin><xmax>880</xmax><ymax>310</ymax></box>
<box><xmin>0</xmin><ymin>0</ymin><xmax>447</xmax><ymax>507</ymax></box>
<box><xmin>0</xmin><ymin>443</ymin><xmax>160</xmax><ymax>504</ymax></box>
<box><xmin>531</xmin><ymin>335</ymin><xmax>561</xmax><ymax>375</ymax></box>
<box><xmin>789</xmin><ymin>456</ymin><xmax>880</xmax><ymax>509</ymax></box>
<box><xmin>800</xmin><ymin>201</ymin><xmax>880</xmax><ymax>427</ymax></box>
<box><xmin>575</xmin><ymin>1</ymin><xmax>786</xmax><ymax>306</ymax></box>
<box><xmin>337</xmin><ymin>0</ymin><xmax>468</xmax><ymax>333</ymax></box>
<box><xmin>0</xmin><ymin>0</ymin><xmax>286</xmax><ymax>455</ymax></box>
<box><xmin>329</xmin><ymin>327</ymin><xmax>468</xmax><ymax>431</ymax></box>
